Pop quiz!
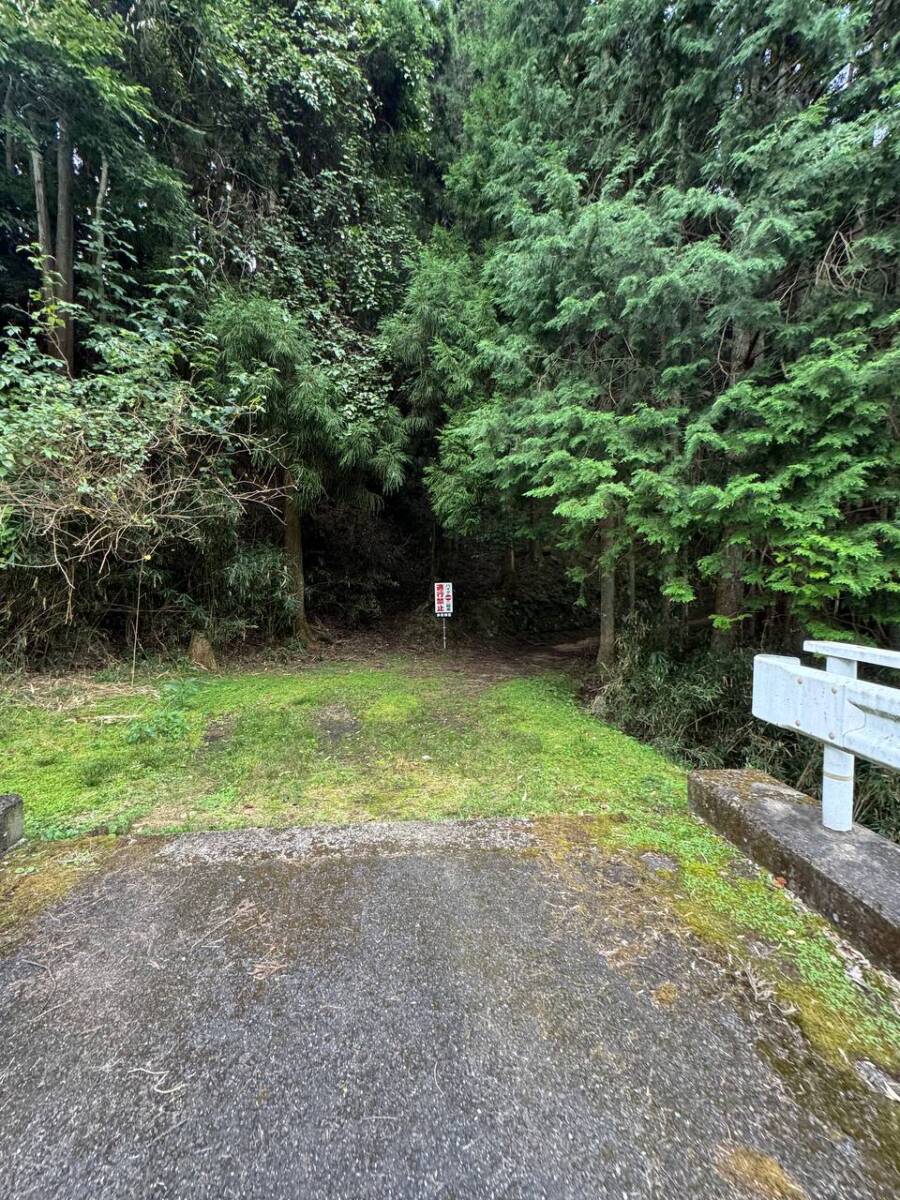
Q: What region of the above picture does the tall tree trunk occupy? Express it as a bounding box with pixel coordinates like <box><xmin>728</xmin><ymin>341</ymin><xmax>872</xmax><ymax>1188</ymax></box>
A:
<box><xmin>55</xmin><ymin>112</ymin><xmax>75</xmax><ymax>372</ymax></box>
<box><xmin>27</xmin><ymin>119</ymin><xmax>54</xmax><ymax>308</ymax></box>
<box><xmin>596</xmin><ymin>520</ymin><xmax>616</xmax><ymax>673</ymax></box>
<box><xmin>4</xmin><ymin>80</ymin><xmax>14</xmax><ymax>174</ymax></box>
<box><xmin>626</xmin><ymin>544</ymin><xmax>636</xmax><ymax>614</ymax></box>
<box><xmin>93</xmin><ymin>153</ymin><xmax>109</xmax><ymax>310</ymax></box>
<box><xmin>501</xmin><ymin>541</ymin><xmax>516</xmax><ymax>593</ymax></box>
<box><xmin>730</xmin><ymin>325</ymin><xmax>753</xmax><ymax>382</ymax></box>
<box><xmin>284</xmin><ymin>469</ymin><xmax>311</xmax><ymax>642</ymax></box>
<box><xmin>870</xmin><ymin>2</ymin><xmax>884</xmax><ymax>72</ymax></box>
<box><xmin>711</xmin><ymin>540</ymin><xmax>744</xmax><ymax>653</ymax></box>
<box><xmin>710</xmin><ymin>322</ymin><xmax>755</xmax><ymax>653</ymax></box>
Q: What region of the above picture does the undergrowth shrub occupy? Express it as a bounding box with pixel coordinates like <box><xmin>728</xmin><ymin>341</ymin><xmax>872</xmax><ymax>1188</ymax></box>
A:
<box><xmin>125</xmin><ymin>679</ymin><xmax>200</xmax><ymax>744</ymax></box>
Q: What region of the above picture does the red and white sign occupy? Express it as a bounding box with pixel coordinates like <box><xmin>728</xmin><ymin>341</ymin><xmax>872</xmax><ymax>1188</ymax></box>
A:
<box><xmin>434</xmin><ymin>581</ymin><xmax>453</xmax><ymax>617</ymax></box>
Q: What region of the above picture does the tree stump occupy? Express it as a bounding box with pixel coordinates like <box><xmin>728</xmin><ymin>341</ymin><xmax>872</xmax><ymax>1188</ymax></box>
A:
<box><xmin>189</xmin><ymin>632</ymin><xmax>218</xmax><ymax>672</ymax></box>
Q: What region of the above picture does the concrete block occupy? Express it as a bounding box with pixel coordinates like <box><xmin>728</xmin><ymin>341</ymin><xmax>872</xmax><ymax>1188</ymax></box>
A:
<box><xmin>688</xmin><ymin>769</ymin><xmax>900</xmax><ymax>977</ymax></box>
<box><xmin>0</xmin><ymin>793</ymin><xmax>23</xmax><ymax>853</ymax></box>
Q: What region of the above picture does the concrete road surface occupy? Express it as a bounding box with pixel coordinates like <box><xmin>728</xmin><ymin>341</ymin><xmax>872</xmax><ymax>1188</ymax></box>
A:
<box><xmin>1</xmin><ymin>820</ymin><xmax>897</xmax><ymax>1199</ymax></box>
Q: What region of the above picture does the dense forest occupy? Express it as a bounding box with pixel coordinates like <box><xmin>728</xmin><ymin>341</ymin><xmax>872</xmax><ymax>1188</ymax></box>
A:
<box><xmin>0</xmin><ymin>2</ymin><xmax>898</xmax><ymax>830</ymax></box>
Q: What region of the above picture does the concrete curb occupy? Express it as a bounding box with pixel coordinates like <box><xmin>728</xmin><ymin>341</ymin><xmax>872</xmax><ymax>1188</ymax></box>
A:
<box><xmin>688</xmin><ymin>769</ymin><xmax>900</xmax><ymax>977</ymax></box>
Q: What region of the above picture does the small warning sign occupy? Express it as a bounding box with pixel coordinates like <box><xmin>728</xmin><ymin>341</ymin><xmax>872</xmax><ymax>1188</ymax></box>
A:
<box><xmin>434</xmin><ymin>582</ymin><xmax>453</xmax><ymax>617</ymax></box>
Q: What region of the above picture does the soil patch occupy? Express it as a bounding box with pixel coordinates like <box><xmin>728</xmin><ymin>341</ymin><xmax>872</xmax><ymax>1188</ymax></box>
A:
<box><xmin>314</xmin><ymin>704</ymin><xmax>362</xmax><ymax>746</ymax></box>
<box><xmin>203</xmin><ymin>716</ymin><xmax>236</xmax><ymax>746</ymax></box>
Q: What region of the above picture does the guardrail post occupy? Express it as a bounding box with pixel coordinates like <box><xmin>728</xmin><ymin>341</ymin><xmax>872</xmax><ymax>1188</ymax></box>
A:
<box><xmin>821</xmin><ymin>653</ymin><xmax>856</xmax><ymax>832</ymax></box>
<box><xmin>753</xmin><ymin>640</ymin><xmax>899</xmax><ymax>833</ymax></box>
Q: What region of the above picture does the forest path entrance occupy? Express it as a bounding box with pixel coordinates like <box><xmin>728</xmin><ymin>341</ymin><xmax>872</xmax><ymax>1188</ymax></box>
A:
<box><xmin>0</xmin><ymin>630</ymin><xmax>608</xmax><ymax>845</ymax></box>
<box><xmin>1</xmin><ymin>818</ymin><xmax>897</xmax><ymax>1199</ymax></box>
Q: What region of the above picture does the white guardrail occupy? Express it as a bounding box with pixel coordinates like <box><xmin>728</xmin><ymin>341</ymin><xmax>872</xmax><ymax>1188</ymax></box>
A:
<box><xmin>752</xmin><ymin>640</ymin><xmax>900</xmax><ymax>833</ymax></box>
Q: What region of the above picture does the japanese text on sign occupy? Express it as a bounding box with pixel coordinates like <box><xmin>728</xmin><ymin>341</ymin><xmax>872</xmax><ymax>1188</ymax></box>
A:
<box><xmin>434</xmin><ymin>582</ymin><xmax>453</xmax><ymax>617</ymax></box>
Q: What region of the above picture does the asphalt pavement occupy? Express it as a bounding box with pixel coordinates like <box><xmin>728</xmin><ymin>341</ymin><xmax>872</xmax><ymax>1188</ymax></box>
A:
<box><xmin>1</xmin><ymin>820</ymin><xmax>897</xmax><ymax>1199</ymax></box>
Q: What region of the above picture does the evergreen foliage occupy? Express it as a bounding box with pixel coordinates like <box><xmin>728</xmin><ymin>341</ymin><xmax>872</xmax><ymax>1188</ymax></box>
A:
<box><xmin>0</xmin><ymin>0</ymin><xmax>897</xmax><ymax>829</ymax></box>
<box><xmin>391</xmin><ymin>0</ymin><xmax>899</xmax><ymax>653</ymax></box>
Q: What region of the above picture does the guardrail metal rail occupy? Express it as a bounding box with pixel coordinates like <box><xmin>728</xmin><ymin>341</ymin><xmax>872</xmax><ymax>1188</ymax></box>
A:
<box><xmin>752</xmin><ymin>640</ymin><xmax>900</xmax><ymax>832</ymax></box>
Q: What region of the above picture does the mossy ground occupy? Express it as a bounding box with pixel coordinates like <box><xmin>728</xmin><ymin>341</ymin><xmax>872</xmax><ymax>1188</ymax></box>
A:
<box><xmin>0</xmin><ymin>835</ymin><xmax>120</xmax><ymax>954</ymax></box>
<box><xmin>2</xmin><ymin>655</ymin><xmax>898</xmax><ymax>1074</ymax></box>
<box><xmin>0</xmin><ymin>662</ymin><xmax>682</xmax><ymax>838</ymax></box>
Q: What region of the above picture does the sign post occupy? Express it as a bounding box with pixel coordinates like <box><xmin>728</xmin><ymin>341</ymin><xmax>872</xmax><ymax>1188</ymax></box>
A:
<box><xmin>434</xmin><ymin>582</ymin><xmax>453</xmax><ymax>650</ymax></box>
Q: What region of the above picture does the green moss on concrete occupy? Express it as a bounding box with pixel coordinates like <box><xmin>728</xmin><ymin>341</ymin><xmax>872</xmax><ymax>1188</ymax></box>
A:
<box><xmin>715</xmin><ymin>1145</ymin><xmax>807</xmax><ymax>1199</ymax></box>
<box><xmin>0</xmin><ymin>836</ymin><xmax>120</xmax><ymax>954</ymax></box>
<box><xmin>567</xmin><ymin>793</ymin><xmax>900</xmax><ymax>1071</ymax></box>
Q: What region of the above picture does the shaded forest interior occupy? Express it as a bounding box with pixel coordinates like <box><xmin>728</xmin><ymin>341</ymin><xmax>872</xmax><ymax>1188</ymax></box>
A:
<box><xmin>0</xmin><ymin>1</ymin><xmax>898</xmax><ymax>832</ymax></box>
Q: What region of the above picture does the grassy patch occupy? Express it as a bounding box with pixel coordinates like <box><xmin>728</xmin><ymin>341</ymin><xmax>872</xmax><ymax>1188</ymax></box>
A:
<box><xmin>2</xmin><ymin>658</ymin><xmax>898</xmax><ymax>1071</ymax></box>
<box><xmin>0</xmin><ymin>665</ymin><xmax>683</xmax><ymax>839</ymax></box>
